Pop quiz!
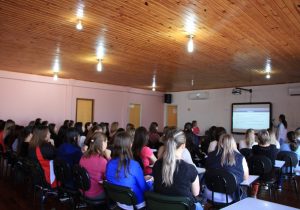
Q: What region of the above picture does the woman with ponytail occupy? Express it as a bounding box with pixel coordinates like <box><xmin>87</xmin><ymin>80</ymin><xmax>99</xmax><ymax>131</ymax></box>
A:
<box><xmin>281</xmin><ymin>131</ymin><xmax>300</xmax><ymax>160</ymax></box>
<box><xmin>153</xmin><ymin>129</ymin><xmax>203</xmax><ymax>210</ymax></box>
<box><xmin>79</xmin><ymin>132</ymin><xmax>110</xmax><ymax>199</ymax></box>
<box><xmin>277</xmin><ymin>114</ymin><xmax>288</xmax><ymax>145</ymax></box>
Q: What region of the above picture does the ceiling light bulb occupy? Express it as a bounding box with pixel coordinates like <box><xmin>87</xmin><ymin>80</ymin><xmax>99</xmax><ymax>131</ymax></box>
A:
<box><xmin>53</xmin><ymin>59</ymin><xmax>60</xmax><ymax>73</ymax></box>
<box><xmin>187</xmin><ymin>35</ymin><xmax>194</xmax><ymax>53</ymax></box>
<box><xmin>152</xmin><ymin>87</ymin><xmax>156</xmax><ymax>91</ymax></box>
<box><xmin>266</xmin><ymin>74</ymin><xmax>271</xmax><ymax>79</ymax></box>
<box><xmin>76</xmin><ymin>20</ymin><xmax>83</xmax><ymax>30</ymax></box>
<box><xmin>53</xmin><ymin>73</ymin><xmax>58</xmax><ymax>81</ymax></box>
<box><xmin>97</xmin><ymin>59</ymin><xmax>102</xmax><ymax>72</ymax></box>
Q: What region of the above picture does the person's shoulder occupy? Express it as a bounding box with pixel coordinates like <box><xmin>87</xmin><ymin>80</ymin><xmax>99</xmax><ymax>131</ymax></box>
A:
<box><xmin>179</xmin><ymin>160</ymin><xmax>197</xmax><ymax>175</ymax></box>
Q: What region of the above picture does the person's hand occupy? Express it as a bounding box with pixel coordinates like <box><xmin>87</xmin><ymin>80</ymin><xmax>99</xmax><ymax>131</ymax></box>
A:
<box><xmin>144</xmin><ymin>175</ymin><xmax>154</xmax><ymax>182</ymax></box>
<box><xmin>103</xmin><ymin>149</ymin><xmax>111</xmax><ymax>160</ymax></box>
<box><xmin>48</xmin><ymin>139</ymin><xmax>55</xmax><ymax>146</ymax></box>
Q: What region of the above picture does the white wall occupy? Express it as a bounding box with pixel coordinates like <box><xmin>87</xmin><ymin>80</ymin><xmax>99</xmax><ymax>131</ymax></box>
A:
<box><xmin>170</xmin><ymin>83</ymin><xmax>300</xmax><ymax>138</ymax></box>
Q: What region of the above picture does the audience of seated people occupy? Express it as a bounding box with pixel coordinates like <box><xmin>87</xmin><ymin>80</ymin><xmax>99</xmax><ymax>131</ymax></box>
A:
<box><xmin>1</xmin><ymin>116</ymin><xmax>300</xmax><ymax>210</ymax></box>
<box><xmin>106</xmin><ymin>131</ymin><xmax>151</xmax><ymax>210</ymax></box>
<box><xmin>153</xmin><ymin>128</ymin><xmax>203</xmax><ymax>210</ymax></box>
<box><xmin>132</xmin><ymin>126</ymin><xmax>157</xmax><ymax>175</ymax></box>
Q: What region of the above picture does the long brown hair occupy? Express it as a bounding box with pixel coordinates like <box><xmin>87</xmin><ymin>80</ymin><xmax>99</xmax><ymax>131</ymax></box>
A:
<box><xmin>83</xmin><ymin>132</ymin><xmax>107</xmax><ymax>158</ymax></box>
<box><xmin>29</xmin><ymin>125</ymin><xmax>49</xmax><ymax>148</ymax></box>
<box><xmin>112</xmin><ymin>131</ymin><xmax>133</xmax><ymax>179</ymax></box>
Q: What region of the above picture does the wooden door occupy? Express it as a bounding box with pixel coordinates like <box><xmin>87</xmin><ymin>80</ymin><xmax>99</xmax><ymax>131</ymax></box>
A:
<box><xmin>167</xmin><ymin>105</ymin><xmax>177</xmax><ymax>127</ymax></box>
<box><xmin>76</xmin><ymin>98</ymin><xmax>94</xmax><ymax>124</ymax></box>
<box><xmin>129</xmin><ymin>103</ymin><xmax>141</xmax><ymax>128</ymax></box>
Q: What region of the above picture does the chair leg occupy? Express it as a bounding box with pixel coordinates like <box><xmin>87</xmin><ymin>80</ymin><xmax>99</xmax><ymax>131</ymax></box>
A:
<box><xmin>292</xmin><ymin>178</ymin><xmax>298</xmax><ymax>195</ymax></box>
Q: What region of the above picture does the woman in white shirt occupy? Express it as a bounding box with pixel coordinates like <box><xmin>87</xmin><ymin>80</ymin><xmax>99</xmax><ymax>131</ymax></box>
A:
<box><xmin>277</xmin><ymin>114</ymin><xmax>287</xmax><ymax>145</ymax></box>
<box><xmin>268</xmin><ymin>129</ymin><xmax>280</xmax><ymax>149</ymax></box>
<box><xmin>239</xmin><ymin>129</ymin><xmax>257</xmax><ymax>149</ymax></box>
<box><xmin>207</xmin><ymin>127</ymin><xmax>226</xmax><ymax>153</ymax></box>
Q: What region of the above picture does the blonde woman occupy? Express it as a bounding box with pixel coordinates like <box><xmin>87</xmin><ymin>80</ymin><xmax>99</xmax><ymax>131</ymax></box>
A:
<box><xmin>153</xmin><ymin>129</ymin><xmax>203</xmax><ymax>210</ymax></box>
<box><xmin>268</xmin><ymin>129</ymin><xmax>280</xmax><ymax>149</ymax></box>
<box><xmin>79</xmin><ymin>132</ymin><xmax>110</xmax><ymax>199</ymax></box>
<box><xmin>239</xmin><ymin>129</ymin><xmax>257</xmax><ymax>149</ymax></box>
<box><xmin>205</xmin><ymin>134</ymin><xmax>249</xmax><ymax>203</ymax></box>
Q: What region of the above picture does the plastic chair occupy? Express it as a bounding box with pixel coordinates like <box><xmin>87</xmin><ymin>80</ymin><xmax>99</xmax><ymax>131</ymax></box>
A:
<box><xmin>277</xmin><ymin>151</ymin><xmax>299</xmax><ymax>195</ymax></box>
<box><xmin>73</xmin><ymin>165</ymin><xmax>106</xmax><ymax>209</ymax></box>
<box><xmin>54</xmin><ymin>159</ymin><xmax>79</xmax><ymax>209</ymax></box>
<box><xmin>248</xmin><ymin>155</ymin><xmax>277</xmax><ymax>199</ymax></box>
<box><xmin>204</xmin><ymin>168</ymin><xmax>238</xmax><ymax>208</ymax></box>
<box><xmin>103</xmin><ymin>180</ymin><xmax>139</xmax><ymax>210</ymax></box>
<box><xmin>144</xmin><ymin>191</ymin><xmax>193</xmax><ymax>210</ymax></box>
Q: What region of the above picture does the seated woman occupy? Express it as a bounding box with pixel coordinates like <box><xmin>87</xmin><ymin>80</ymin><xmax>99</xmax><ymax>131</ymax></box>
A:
<box><xmin>132</xmin><ymin>127</ymin><xmax>157</xmax><ymax>175</ymax></box>
<box><xmin>252</xmin><ymin>130</ymin><xmax>278</xmax><ymax>165</ymax></box>
<box><xmin>17</xmin><ymin>126</ymin><xmax>33</xmax><ymax>158</ymax></box>
<box><xmin>79</xmin><ymin>132</ymin><xmax>110</xmax><ymax>200</ymax></box>
<box><xmin>148</xmin><ymin>122</ymin><xmax>160</xmax><ymax>150</ymax></box>
<box><xmin>268</xmin><ymin>129</ymin><xmax>280</xmax><ymax>149</ymax></box>
<box><xmin>57</xmin><ymin>128</ymin><xmax>82</xmax><ymax>189</ymax></box>
<box><xmin>239</xmin><ymin>128</ymin><xmax>257</xmax><ymax>149</ymax></box>
<box><xmin>153</xmin><ymin>129</ymin><xmax>203</xmax><ymax>210</ymax></box>
<box><xmin>57</xmin><ymin>128</ymin><xmax>82</xmax><ymax>166</ymax></box>
<box><xmin>205</xmin><ymin>134</ymin><xmax>249</xmax><ymax>203</ymax></box>
<box><xmin>281</xmin><ymin>131</ymin><xmax>300</xmax><ymax>160</ymax></box>
<box><xmin>158</xmin><ymin>127</ymin><xmax>204</xmax><ymax>174</ymax></box>
<box><xmin>207</xmin><ymin>127</ymin><xmax>226</xmax><ymax>153</ymax></box>
<box><xmin>28</xmin><ymin>125</ymin><xmax>57</xmax><ymax>188</ymax></box>
<box><xmin>106</xmin><ymin>131</ymin><xmax>151</xmax><ymax>210</ymax></box>
<box><xmin>251</xmin><ymin>129</ymin><xmax>279</xmax><ymax>195</ymax></box>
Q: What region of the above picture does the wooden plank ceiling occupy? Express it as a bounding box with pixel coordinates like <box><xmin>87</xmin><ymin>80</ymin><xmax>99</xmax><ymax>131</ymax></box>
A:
<box><xmin>0</xmin><ymin>0</ymin><xmax>300</xmax><ymax>92</ymax></box>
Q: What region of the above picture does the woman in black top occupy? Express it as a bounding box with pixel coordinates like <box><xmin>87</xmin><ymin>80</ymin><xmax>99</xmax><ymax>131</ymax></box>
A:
<box><xmin>252</xmin><ymin>129</ymin><xmax>278</xmax><ymax>165</ymax></box>
<box><xmin>251</xmin><ymin>129</ymin><xmax>279</xmax><ymax>196</ymax></box>
<box><xmin>153</xmin><ymin>129</ymin><xmax>202</xmax><ymax>210</ymax></box>
<box><xmin>17</xmin><ymin>126</ymin><xmax>33</xmax><ymax>157</ymax></box>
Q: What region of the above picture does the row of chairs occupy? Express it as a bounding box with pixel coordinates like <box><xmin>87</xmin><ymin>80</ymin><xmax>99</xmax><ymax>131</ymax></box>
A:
<box><xmin>54</xmin><ymin>159</ymin><xmax>194</xmax><ymax>210</ymax></box>
<box><xmin>240</xmin><ymin>149</ymin><xmax>299</xmax><ymax>199</ymax></box>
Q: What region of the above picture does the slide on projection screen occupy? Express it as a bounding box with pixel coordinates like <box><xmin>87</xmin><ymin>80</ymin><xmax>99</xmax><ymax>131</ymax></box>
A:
<box><xmin>231</xmin><ymin>103</ymin><xmax>272</xmax><ymax>134</ymax></box>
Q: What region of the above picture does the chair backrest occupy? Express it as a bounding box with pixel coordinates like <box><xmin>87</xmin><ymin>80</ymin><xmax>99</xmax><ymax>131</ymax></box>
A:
<box><xmin>248</xmin><ymin>155</ymin><xmax>272</xmax><ymax>176</ymax></box>
<box><xmin>103</xmin><ymin>181</ymin><xmax>137</xmax><ymax>206</ymax></box>
<box><xmin>239</xmin><ymin>148</ymin><xmax>252</xmax><ymax>160</ymax></box>
<box><xmin>205</xmin><ymin>168</ymin><xmax>237</xmax><ymax>194</ymax></box>
<box><xmin>28</xmin><ymin>159</ymin><xmax>50</xmax><ymax>188</ymax></box>
<box><xmin>54</xmin><ymin>159</ymin><xmax>72</xmax><ymax>187</ymax></box>
<box><xmin>144</xmin><ymin>191</ymin><xmax>192</xmax><ymax>210</ymax></box>
<box><xmin>277</xmin><ymin>151</ymin><xmax>298</xmax><ymax>173</ymax></box>
<box><xmin>73</xmin><ymin>165</ymin><xmax>91</xmax><ymax>192</ymax></box>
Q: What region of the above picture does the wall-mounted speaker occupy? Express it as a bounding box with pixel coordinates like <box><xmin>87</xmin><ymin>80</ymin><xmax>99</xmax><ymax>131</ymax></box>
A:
<box><xmin>164</xmin><ymin>94</ymin><xmax>172</xmax><ymax>104</ymax></box>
